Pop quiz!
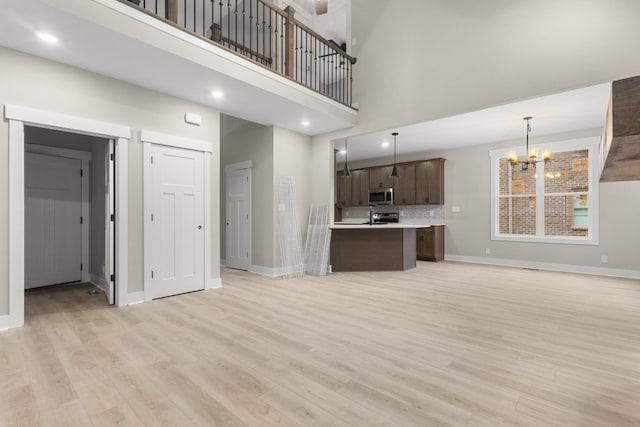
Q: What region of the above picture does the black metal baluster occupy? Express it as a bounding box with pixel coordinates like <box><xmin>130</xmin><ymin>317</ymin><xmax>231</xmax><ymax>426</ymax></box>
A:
<box><xmin>255</xmin><ymin>0</ymin><xmax>258</xmax><ymax>61</ymax></box>
<box><xmin>268</xmin><ymin>7</ymin><xmax>272</xmax><ymax>69</ymax></box>
<box><xmin>242</xmin><ymin>1</ymin><xmax>245</xmax><ymax>54</ymax></box>
<box><xmin>234</xmin><ymin>0</ymin><xmax>238</xmax><ymax>52</ymax></box>
<box><xmin>249</xmin><ymin>0</ymin><xmax>252</xmax><ymax>58</ymax></box>
<box><xmin>304</xmin><ymin>31</ymin><xmax>308</xmax><ymax>86</ymax></box>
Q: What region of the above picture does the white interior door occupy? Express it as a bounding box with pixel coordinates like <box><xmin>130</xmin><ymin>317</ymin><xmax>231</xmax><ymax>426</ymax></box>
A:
<box><xmin>25</xmin><ymin>152</ymin><xmax>83</xmax><ymax>289</ymax></box>
<box><xmin>226</xmin><ymin>168</ymin><xmax>250</xmax><ymax>270</ymax></box>
<box><xmin>105</xmin><ymin>140</ymin><xmax>115</xmax><ymax>304</ymax></box>
<box><xmin>149</xmin><ymin>145</ymin><xmax>205</xmax><ymax>299</ymax></box>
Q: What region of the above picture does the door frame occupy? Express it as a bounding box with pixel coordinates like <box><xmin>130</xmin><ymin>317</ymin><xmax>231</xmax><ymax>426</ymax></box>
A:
<box><xmin>24</xmin><ymin>144</ymin><xmax>92</xmax><ymax>285</ymax></box>
<box><xmin>225</xmin><ymin>161</ymin><xmax>252</xmax><ymax>270</ymax></box>
<box><xmin>5</xmin><ymin>104</ymin><xmax>130</xmax><ymax>329</ymax></box>
<box><xmin>141</xmin><ymin>130</ymin><xmax>215</xmax><ymax>302</ymax></box>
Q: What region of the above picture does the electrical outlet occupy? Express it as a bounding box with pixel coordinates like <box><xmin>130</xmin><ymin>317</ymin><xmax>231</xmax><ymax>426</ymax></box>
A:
<box><xmin>601</xmin><ymin>255</ymin><xmax>608</xmax><ymax>263</ymax></box>
<box><xmin>429</xmin><ymin>210</ymin><xmax>434</xmax><ymax>217</ymax></box>
<box><xmin>452</xmin><ymin>206</ymin><xmax>461</xmax><ymax>213</ymax></box>
<box><xmin>400</xmin><ymin>211</ymin><xmax>404</xmax><ymax>217</ymax></box>
<box><xmin>345</xmin><ymin>211</ymin><xmax>349</xmax><ymax>217</ymax></box>
<box><xmin>485</xmin><ymin>248</ymin><xmax>491</xmax><ymax>255</ymax></box>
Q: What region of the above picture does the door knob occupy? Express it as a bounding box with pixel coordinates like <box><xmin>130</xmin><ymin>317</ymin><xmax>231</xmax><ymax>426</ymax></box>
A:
<box><xmin>198</xmin><ymin>225</ymin><xmax>203</xmax><ymax>229</ymax></box>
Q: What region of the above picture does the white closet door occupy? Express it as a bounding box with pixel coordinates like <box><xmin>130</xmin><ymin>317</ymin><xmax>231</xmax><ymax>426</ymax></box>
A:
<box><xmin>226</xmin><ymin>168</ymin><xmax>250</xmax><ymax>270</ymax></box>
<box><xmin>149</xmin><ymin>145</ymin><xmax>205</xmax><ymax>299</ymax></box>
<box><xmin>25</xmin><ymin>152</ymin><xmax>82</xmax><ymax>289</ymax></box>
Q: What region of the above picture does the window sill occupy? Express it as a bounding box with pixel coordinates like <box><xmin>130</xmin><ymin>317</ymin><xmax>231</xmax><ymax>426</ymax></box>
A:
<box><xmin>492</xmin><ymin>234</ymin><xmax>598</xmax><ymax>246</ymax></box>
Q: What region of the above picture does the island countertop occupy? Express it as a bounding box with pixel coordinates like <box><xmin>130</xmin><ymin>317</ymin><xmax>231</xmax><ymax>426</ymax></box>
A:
<box><xmin>330</xmin><ymin>225</ymin><xmax>418</xmax><ymax>271</ymax></box>
<box><xmin>331</xmin><ymin>223</ymin><xmax>431</xmax><ymax>229</ymax></box>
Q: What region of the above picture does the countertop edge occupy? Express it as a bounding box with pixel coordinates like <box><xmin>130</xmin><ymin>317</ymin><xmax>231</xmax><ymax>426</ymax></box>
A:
<box><xmin>331</xmin><ymin>224</ymin><xmax>433</xmax><ymax>229</ymax></box>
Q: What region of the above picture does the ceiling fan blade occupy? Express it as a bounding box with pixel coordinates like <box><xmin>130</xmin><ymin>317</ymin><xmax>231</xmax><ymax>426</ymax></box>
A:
<box><xmin>314</xmin><ymin>0</ymin><xmax>328</xmax><ymax>15</ymax></box>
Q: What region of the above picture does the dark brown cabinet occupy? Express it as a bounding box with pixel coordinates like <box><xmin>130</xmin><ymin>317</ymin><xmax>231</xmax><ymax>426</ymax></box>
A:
<box><xmin>335</xmin><ymin>172</ymin><xmax>352</xmax><ymax>208</ymax></box>
<box><xmin>393</xmin><ymin>163</ymin><xmax>416</xmax><ymax>205</ymax></box>
<box><xmin>369</xmin><ymin>166</ymin><xmax>394</xmax><ymax>189</ymax></box>
<box><xmin>351</xmin><ymin>169</ymin><xmax>370</xmax><ymax>206</ymax></box>
<box><xmin>416</xmin><ymin>225</ymin><xmax>444</xmax><ymax>261</ymax></box>
<box><xmin>416</xmin><ymin>158</ymin><xmax>445</xmax><ymax>205</ymax></box>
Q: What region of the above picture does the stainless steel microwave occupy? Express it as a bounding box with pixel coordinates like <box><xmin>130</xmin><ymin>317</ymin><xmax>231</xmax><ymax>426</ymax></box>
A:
<box><xmin>368</xmin><ymin>188</ymin><xmax>394</xmax><ymax>205</ymax></box>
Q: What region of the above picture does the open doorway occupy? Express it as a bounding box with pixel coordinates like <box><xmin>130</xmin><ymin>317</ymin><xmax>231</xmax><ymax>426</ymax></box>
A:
<box><xmin>23</xmin><ymin>126</ymin><xmax>115</xmax><ymax>315</ymax></box>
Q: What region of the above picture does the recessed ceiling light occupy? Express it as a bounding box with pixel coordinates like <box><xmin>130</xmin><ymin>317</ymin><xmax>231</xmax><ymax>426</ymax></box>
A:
<box><xmin>211</xmin><ymin>90</ymin><xmax>224</xmax><ymax>99</ymax></box>
<box><xmin>301</xmin><ymin>121</ymin><xmax>310</xmax><ymax>126</ymax></box>
<box><xmin>37</xmin><ymin>32</ymin><xmax>58</xmax><ymax>44</ymax></box>
<box><xmin>381</xmin><ymin>141</ymin><xmax>390</xmax><ymax>148</ymax></box>
<box><xmin>339</xmin><ymin>149</ymin><xmax>346</xmax><ymax>154</ymax></box>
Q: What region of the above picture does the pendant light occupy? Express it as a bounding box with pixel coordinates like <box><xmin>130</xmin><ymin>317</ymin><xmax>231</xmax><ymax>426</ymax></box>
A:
<box><xmin>390</xmin><ymin>132</ymin><xmax>399</xmax><ymax>178</ymax></box>
<box><xmin>342</xmin><ymin>138</ymin><xmax>351</xmax><ymax>177</ymax></box>
<box><xmin>507</xmin><ymin>116</ymin><xmax>551</xmax><ymax>170</ymax></box>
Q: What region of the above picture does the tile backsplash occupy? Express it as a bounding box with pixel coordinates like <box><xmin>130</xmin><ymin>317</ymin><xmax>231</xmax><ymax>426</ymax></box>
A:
<box><xmin>341</xmin><ymin>205</ymin><xmax>445</xmax><ymax>225</ymax></box>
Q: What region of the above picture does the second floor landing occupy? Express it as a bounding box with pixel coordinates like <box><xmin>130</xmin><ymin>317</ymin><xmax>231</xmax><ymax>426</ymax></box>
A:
<box><xmin>0</xmin><ymin>0</ymin><xmax>357</xmax><ymax>135</ymax></box>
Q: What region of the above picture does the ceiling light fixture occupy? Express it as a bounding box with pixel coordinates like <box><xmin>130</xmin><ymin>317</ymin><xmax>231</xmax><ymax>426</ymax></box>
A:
<box><xmin>211</xmin><ymin>90</ymin><xmax>224</xmax><ymax>99</ymax></box>
<box><xmin>301</xmin><ymin>120</ymin><xmax>310</xmax><ymax>126</ymax></box>
<box><xmin>37</xmin><ymin>32</ymin><xmax>58</xmax><ymax>44</ymax></box>
<box><xmin>390</xmin><ymin>132</ymin><xmax>399</xmax><ymax>178</ymax></box>
<box><xmin>381</xmin><ymin>141</ymin><xmax>389</xmax><ymax>148</ymax></box>
<box><xmin>507</xmin><ymin>116</ymin><xmax>551</xmax><ymax>170</ymax></box>
<box><xmin>342</xmin><ymin>139</ymin><xmax>351</xmax><ymax>177</ymax></box>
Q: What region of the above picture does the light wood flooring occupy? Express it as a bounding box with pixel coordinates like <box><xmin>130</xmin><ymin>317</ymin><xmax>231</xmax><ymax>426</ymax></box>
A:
<box><xmin>2</xmin><ymin>262</ymin><xmax>640</xmax><ymax>426</ymax></box>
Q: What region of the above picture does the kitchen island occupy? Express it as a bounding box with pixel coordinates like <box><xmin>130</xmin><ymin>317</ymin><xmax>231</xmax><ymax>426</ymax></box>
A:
<box><xmin>330</xmin><ymin>223</ymin><xmax>427</xmax><ymax>272</ymax></box>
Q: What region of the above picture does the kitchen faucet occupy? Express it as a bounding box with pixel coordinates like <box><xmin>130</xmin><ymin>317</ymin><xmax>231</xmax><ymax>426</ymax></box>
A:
<box><xmin>369</xmin><ymin>204</ymin><xmax>375</xmax><ymax>225</ymax></box>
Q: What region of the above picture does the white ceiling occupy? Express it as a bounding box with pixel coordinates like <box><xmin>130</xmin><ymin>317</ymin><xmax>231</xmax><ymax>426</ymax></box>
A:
<box><xmin>0</xmin><ymin>0</ymin><xmax>614</xmax><ymax>161</ymax></box>
<box><xmin>339</xmin><ymin>82</ymin><xmax>611</xmax><ymax>162</ymax></box>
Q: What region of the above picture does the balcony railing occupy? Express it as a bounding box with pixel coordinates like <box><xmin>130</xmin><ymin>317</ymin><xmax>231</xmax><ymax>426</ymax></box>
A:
<box><xmin>123</xmin><ymin>0</ymin><xmax>356</xmax><ymax>107</ymax></box>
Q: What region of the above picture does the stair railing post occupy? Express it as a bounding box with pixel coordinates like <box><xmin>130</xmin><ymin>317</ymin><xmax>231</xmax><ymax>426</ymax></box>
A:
<box><xmin>166</xmin><ymin>0</ymin><xmax>178</xmax><ymax>23</ymax></box>
<box><xmin>284</xmin><ymin>5</ymin><xmax>295</xmax><ymax>79</ymax></box>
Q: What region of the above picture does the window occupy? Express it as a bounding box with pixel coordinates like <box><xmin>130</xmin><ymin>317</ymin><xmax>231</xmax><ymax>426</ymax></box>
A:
<box><xmin>490</xmin><ymin>137</ymin><xmax>600</xmax><ymax>244</ymax></box>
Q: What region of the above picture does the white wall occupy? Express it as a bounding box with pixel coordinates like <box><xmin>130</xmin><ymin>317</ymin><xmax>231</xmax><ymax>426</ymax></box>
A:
<box><xmin>0</xmin><ymin>46</ymin><xmax>221</xmax><ymax>314</ymax></box>
<box><xmin>219</xmin><ymin>116</ymin><xmax>312</xmax><ymax>275</ymax></box>
<box><xmin>349</xmin><ymin>0</ymin><xmax>640</xmax><ymax>136</ymax></box>
<box><xmin>384</xmin><ymin>129</ymin><xmax>640</xmax><ymax>274</ymax></box>
<box><xmin>273</xmin><ymin>126</ymin><xmax>312</xmax><ymax>270</ymax></box>
<box><xmin>308</xmin><ymin>0</ymin><xmax>640</xmax><ymax>277</ymax></box>
<box><xmin>220</xmin><ymin>115</ymin><xmax>275</xmax><ymax>269</ymax></box>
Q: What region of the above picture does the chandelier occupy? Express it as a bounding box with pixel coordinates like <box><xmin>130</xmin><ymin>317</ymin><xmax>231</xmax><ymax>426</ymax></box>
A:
<box><xmin>507</xmin><ymin>116</ymin><xmax>551</xmax><ymax>170</ymax></box>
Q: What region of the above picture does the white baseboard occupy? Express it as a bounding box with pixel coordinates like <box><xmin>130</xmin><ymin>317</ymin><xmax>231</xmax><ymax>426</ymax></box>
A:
<box><xmin>249</xmin><ymin>264</ymin><xmax>304</xmax><ymax>278</ymax></box>
<box><xmin>90</xmin><ymin>274</ymin><xmax>108</xmax><ymax>294</ymax></box>
<box><xmin>0</xmin><ymin>315</ymin><xmax>9</xmax><ymax>331</ymax></box>
<box><xmin>207</xmin><ymin>277</ymin><xmax>223</xmax><ymax>289</ymax></box>
<box><xmin>127</xmin><ymin>291</ymin><xmax>145</xmax><ymax>306</ymax></box>
<box><xmin>445</xmin><ymin>254</ymin><xmax>640</xmax><ymax>280</ymax></box>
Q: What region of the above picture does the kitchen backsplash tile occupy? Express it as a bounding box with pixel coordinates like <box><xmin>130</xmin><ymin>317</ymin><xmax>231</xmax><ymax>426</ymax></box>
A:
<box><xmin>341</xmin><ymin>205</ymin><xmax>445</xmax><ymax>225</ymax></box>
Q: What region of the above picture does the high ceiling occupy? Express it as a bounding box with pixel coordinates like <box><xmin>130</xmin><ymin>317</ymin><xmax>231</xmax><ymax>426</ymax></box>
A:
<box><xmin>339</xmin><ymin>83</ymin><xmax>611</xmax><ymax>162</ymax></box>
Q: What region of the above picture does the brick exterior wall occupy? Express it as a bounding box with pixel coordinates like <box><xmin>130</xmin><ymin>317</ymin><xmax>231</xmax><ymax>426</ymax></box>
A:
<box><xmin>498</xmin><ymin>150</ymin><xmax>589</xmax><ymax>237</ymax></box>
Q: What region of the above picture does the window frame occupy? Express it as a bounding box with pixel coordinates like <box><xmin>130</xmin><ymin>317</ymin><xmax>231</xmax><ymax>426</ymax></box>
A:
<box><xmin>490</xmin><ymin>136</ymin><xmax>600</xmax><ymax>245</ymax></box>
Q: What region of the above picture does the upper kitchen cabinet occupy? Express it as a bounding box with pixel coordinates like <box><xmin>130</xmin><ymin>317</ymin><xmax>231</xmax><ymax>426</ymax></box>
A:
<box><xmin>393</xmin><ymin>163</ymin><xmax>416</xmax><ymax>205</ymax></box>
<box><xmin>416</xmin><ymin>158</ymin><xmax>445</xmax><ymax>204</ymax></box>
<box><xmin>351</xmin><ymin>169</ymin><xmax>370</xmax><ymax>206</ymax></box>
<box><xmin>369</xmin><ymin>166</ymin><xmax>394</xmax><ymax>189</ymax></box>
<box><xmin>336</xmin><ymin>171</ymin><xmax>353</xmax><ymax>208</ymax></box>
